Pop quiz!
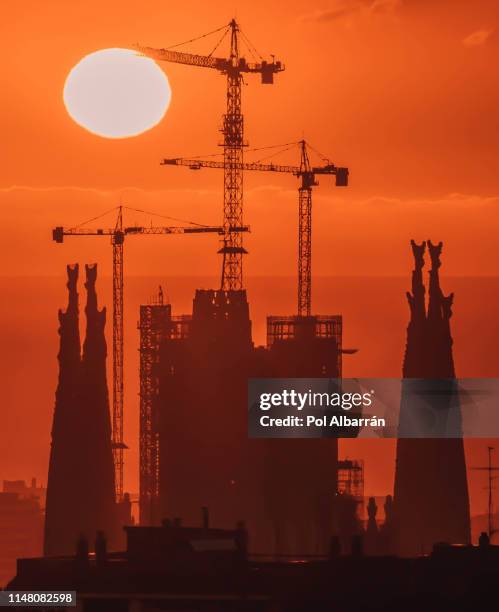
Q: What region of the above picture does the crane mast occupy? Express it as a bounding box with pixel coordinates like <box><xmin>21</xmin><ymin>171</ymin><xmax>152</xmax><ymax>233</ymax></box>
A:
<box><xmin>297</xmin><ymin>141</ymin><xmax>316</xmax><ymax>316</ymax></box>
<box><xmin>53</xmin><ymin>208</ymin><xmax>248</xmax><ymax>501</ymax></box>
<box><xmin>137</xmin><ymin>19</ymin><xmax>284</xmax><ymax>290</ymax></box>
<box><xmin>220</xmin><ymin>20</ymin><xmax>245</xmax><ymax>290</ymax></box>
<box><xmin>112</xmin><ymin>208</ymin><xmax>125</xmax><ymax>499</ymax></box>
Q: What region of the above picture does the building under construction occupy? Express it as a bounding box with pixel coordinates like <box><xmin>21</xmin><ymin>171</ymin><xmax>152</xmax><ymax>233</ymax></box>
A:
<box><xmin>136</xmin><ymin>19</ymin><xmax>350</xmax><ymax>555</ymax></box>
<box><xmin>138</xmin><ymin>288</ymin><xmax>171</xmax><ymax>526</ymax></box>
<box><xmin>138</xmin><ymin>293</ymin><xmax>345</xmax><ymax>554</ymax></box>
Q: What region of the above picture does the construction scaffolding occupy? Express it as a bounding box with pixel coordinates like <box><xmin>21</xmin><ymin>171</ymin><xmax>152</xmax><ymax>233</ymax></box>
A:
<box><xmin>138</xmin><ymin>289</ymin><xmax>171</xmax><ymax>525</ymax></box>
<box><xmin>337</xmin><ymin>459</ymin><xmax>365</xmax><ymax>502</ymax></box>
<box><xmin>266</xmin><ymin>315</ymin><xmax>343</xmax><ymax>375</ymax></box>
<box><xmin>170</xmin><ymin>315</ymin><xmax>192</xmax><ymax>340</ymax></box>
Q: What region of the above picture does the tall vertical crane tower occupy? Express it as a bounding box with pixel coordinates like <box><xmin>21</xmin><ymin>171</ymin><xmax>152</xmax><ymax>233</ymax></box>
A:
<box><xmin>112</xmin><ymin>208</ymin><xmax>125</xmax><ymax>498</ymax></box>
<box><xmin>137</xmin><ymin>19</ymin><xmax>284</xmax><ymax>290</ymax></box>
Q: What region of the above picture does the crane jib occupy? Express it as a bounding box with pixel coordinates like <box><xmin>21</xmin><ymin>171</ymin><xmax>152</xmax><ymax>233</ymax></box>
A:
<box><xmin>160</xmin><ymin>158</ymin><xmax>349</xmax><ymax>187</ymax></box>
<box><xmin>52</xmin><ymin>225</ymin><xmax>250</xmax><ymax>243</ymax></box>
<box><xmin>135</xmin><ymin>46</ymin><xmax>284</xmax><ymax>79</ymax></box>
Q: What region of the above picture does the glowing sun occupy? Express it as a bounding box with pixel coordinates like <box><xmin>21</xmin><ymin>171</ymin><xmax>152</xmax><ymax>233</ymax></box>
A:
<box><xmin>63</xmin><ymin>48</ymin><xmax>171</xmax><ymax>138</ymax></box>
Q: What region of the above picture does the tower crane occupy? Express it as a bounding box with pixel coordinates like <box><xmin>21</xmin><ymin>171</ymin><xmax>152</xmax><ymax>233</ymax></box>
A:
<box><xmin>137</xmin><ymin>19</ymin><xmax>284</xmax><ymax>291</ymax></box>
<box><xmin>53</xmin><ymin>206</ymin><xmax>248</xmax><ymax>500</ymax></box>
<box><xmin>161</xmin><ymin>140</ymin><xmax>349</xmax><ymax>317</ymax></box>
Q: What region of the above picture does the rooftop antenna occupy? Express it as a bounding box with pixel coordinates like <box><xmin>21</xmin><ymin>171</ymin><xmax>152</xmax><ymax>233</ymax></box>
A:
<box><xmin>472</xmin><ymin>446</ymin><xmax>498</xmax><ymax>539</ymax></box>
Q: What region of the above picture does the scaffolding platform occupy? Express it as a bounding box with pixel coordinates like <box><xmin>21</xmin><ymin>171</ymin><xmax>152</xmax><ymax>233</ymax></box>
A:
<box><xmin>138</xmin><ymin>298</ymin><xmax>171</xmax><ymax>526</ymax></box>
<box><xmin>266</xmin><ymin>314</ymin><xmax>342</xmax><ymax>347</ymax></box>
<box><xmin>337</xmin><ymin>459</ymin><xmax>364</xmax><ymax>501</ymax></box>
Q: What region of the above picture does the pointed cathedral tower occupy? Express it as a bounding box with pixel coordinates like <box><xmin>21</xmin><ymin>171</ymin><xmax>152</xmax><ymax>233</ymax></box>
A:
<box><xmin>44</xmin><ymin>264</ymin><xmax>118</xmax><ymax>556</ymax></box>
<box><xmin>44</xmin><ymin>265</ymin><xmax>83</xmax><ymax>556</ymax></box>
<box><xmin>393</xmin><ymin>241</ymin><xmax>471</xmax><ymax>556</ymax></box>
<box><xmin>78</xmin><ymin>264</ymin><xmax>119</xmax><ymax>547</ymax></box>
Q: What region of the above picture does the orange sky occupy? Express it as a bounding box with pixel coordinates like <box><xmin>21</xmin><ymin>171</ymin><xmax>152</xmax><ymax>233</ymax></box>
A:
<box><xmin>1</xmin><ymin>0</ymin><xmax>499</xmax><ymax>526</ymax></box>
<box><xmin>2</xmin><ymin>0</ymin><xmax>499</xmax><ymax>278</ymax></box>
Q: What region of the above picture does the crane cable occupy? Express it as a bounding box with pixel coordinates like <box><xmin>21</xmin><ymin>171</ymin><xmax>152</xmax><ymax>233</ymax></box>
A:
<box><xmin>123</xmin><ymin>206</ymin><xmax>213</xmax><ymax>228</ymax></box>
<box><xmin>165</xmin><ymin>23</ymin><xmax>230</xmax><ymax>51</ymax></box>
<box><xmin>252</xmin><ymin>143</ymin><xmax>300</xmax><ymax>165</ymax></box>
<box><xmin>184</xmin><ymin>141</ymin><xmax>301</xmax><ymax>161</ymax></box>
<box><xmin>162</xmin><ymin>140</ymin><xmax>333</xmax><ymax>168</ymax></box>
<box><xmin>68</xmin><ymin>205</ymin><xmax>219</xmax><ymax>232</ymax></box>
<box><xmin>306</xmin><ymin>141</ymin><xmax>332</xmax><ymax>164</ymax></box>
<box><xmin>207</xmin><ymin>27</ymin><xmax>230</xmax><ymax>58</ymax></box>
<box><xmin>160</xmin><ymin>21</ymin><xmax>267</xmax><ymax>64</ymax></box>
<box><xmin>68</xmin><ymin>205</ymin><xmax>121</xmax><ymax>231</ymax></box>
<box><xmin>238</xmin><ymin>26</ymin><xmax>264</xmax><ymax>62</ymax></box>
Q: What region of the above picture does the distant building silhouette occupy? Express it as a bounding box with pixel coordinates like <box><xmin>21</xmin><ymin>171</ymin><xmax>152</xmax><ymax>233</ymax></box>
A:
<box><xmin>0</xmin><ymin>487</ymin><xmax>43</xmax><ymax>587</ymax></box>
<box><xmin>44</xmin><ymin>265</ymin><xmax>119</xmax><ymax>556</ymax></box>
<box><xmin>3</xmin><ymin>478</ymin><xmax>46</xmax><ymax>510</ymax></box>
<box><xmin>393</xmin><ymin>241</ymin><xmax>471</xmax><ymax>556</ymax></box>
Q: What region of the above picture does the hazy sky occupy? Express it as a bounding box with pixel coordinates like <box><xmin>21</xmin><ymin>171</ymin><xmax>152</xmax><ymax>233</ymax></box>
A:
<box><xmin>1</xmin><ymin>0</ymin><xmax>498</xmax><ymax>521</ymax></box>
<box><xmin>1</xmin><ymin>0</ymin><xmax>499</xmax><ymax>278</ymax></box>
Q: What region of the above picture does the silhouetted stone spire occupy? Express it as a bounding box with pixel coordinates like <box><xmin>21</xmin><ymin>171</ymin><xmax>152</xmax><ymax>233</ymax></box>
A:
<box><xmin>44</xmin><ymin>265</ymin><xmax>83</xmax><ymax>556</ymax></box>
<box><xmin>403</xmin><ymin>240</ymin><xmax>426</xmax><ymax>377</ymax></box>
<box><xmin>54</xmin><ymin>264</ymin><xmax>81</xmax><ymax>429</ymax></box>
<box><xmin>427</xmin><ymin>240</ymin><xmax>455</xmax><ymax>378</ymax></box>
<box><xmin>44</xmin><ymin>264</ymin><xmax>118</xmax><ymax>556</ymax></box>
<box><xmin>79</xmin><ymin>264</ymin><xmax>118</xmax><ymax>548</ymax></box>
<box><xmin>393</xmin><ymin>241</ymin><xmax>471</xmax><ymax>556</ymax></box>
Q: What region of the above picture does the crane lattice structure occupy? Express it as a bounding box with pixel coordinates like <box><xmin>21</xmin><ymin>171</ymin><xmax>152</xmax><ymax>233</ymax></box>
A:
<box><xmin>137</xmin><ymin>19</ymin><xmax>284</xmax><ymax>291</ymax></box>
<box><xmin>162</xmin><ymin>140</ymin><xmax>348</xmax><ymax>316</ymax></box>
<box><xmin>53</xmin><ymin>206</ymin><xmax>248</xmax><ymax>500</ymax></box>
<box><xmin>138</xmin><ymin>286</ymin><xmax>170</xmax><ymax>526</ymax></box>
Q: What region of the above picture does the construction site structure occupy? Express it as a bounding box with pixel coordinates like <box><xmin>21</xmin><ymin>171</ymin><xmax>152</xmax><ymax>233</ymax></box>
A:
<box><xmin>262</xmin><ymin>323</ymin><xmax>344</xmax><ymax>554</ymax></box>
<box><xmin>152</xmin><ymin>289</ymin><xmax>258</xmax><ymax>531</ymax></box>
<box><xmin>163</xmin><ymin>140</ymin><xmax>348</xmax><ymax>316</ymax></box>
<box><xmin>134</xmin><ymin>20</ymin><xmax>355</xmax><ymax>554</ymax></box>
<box><xmin>138</xmin><ymin>288</ymin><xmax>196</xmax><ymax>525</ymax></box>
<box><xmin>141</xmin><ymin>287</ymin><xmax>352</xmax><ymax>552</ymax></box>
<box><xmin>267</xmin><ymin>315</ymin><xmax>344</xmax><ymax>375</ymax></box>
<box><xmin>337</xmin><ymin>459</ymin><xmax>365</xmax><ymax>504</ymax></box>
<box><xmin>333</xmin><ymin>459</ymin><xmax>365</xmax><ymax>553</ymax></box>
<box><xmin>53</xmin><ymin>206</ymin><xmax>248</xmax><ymax>501</ymax></box>
<box><xmin>137</xmin><ymin>19</ymin><xmax>284</xmax><ymax>291</ymax></box>
<box><xmin>138</xmin><ymin>288</ymin><xmax>171</xmax><ymax>526</ymax></box>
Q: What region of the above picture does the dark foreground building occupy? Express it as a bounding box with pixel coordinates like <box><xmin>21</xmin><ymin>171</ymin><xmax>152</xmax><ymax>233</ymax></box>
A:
<box><xmin>8</xmin><ymin>521</ymin><xmax>499</xmax><ymax>611</ymax></box>
<box><xmin>393</xmin><ymin>241</ymin><xmax>471</xmax><ymax>556</ymax></box>
<box><xmin>44</xmin><ymin>265</ymin><xmax>120</xmax><ymax>556</ymax></box>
